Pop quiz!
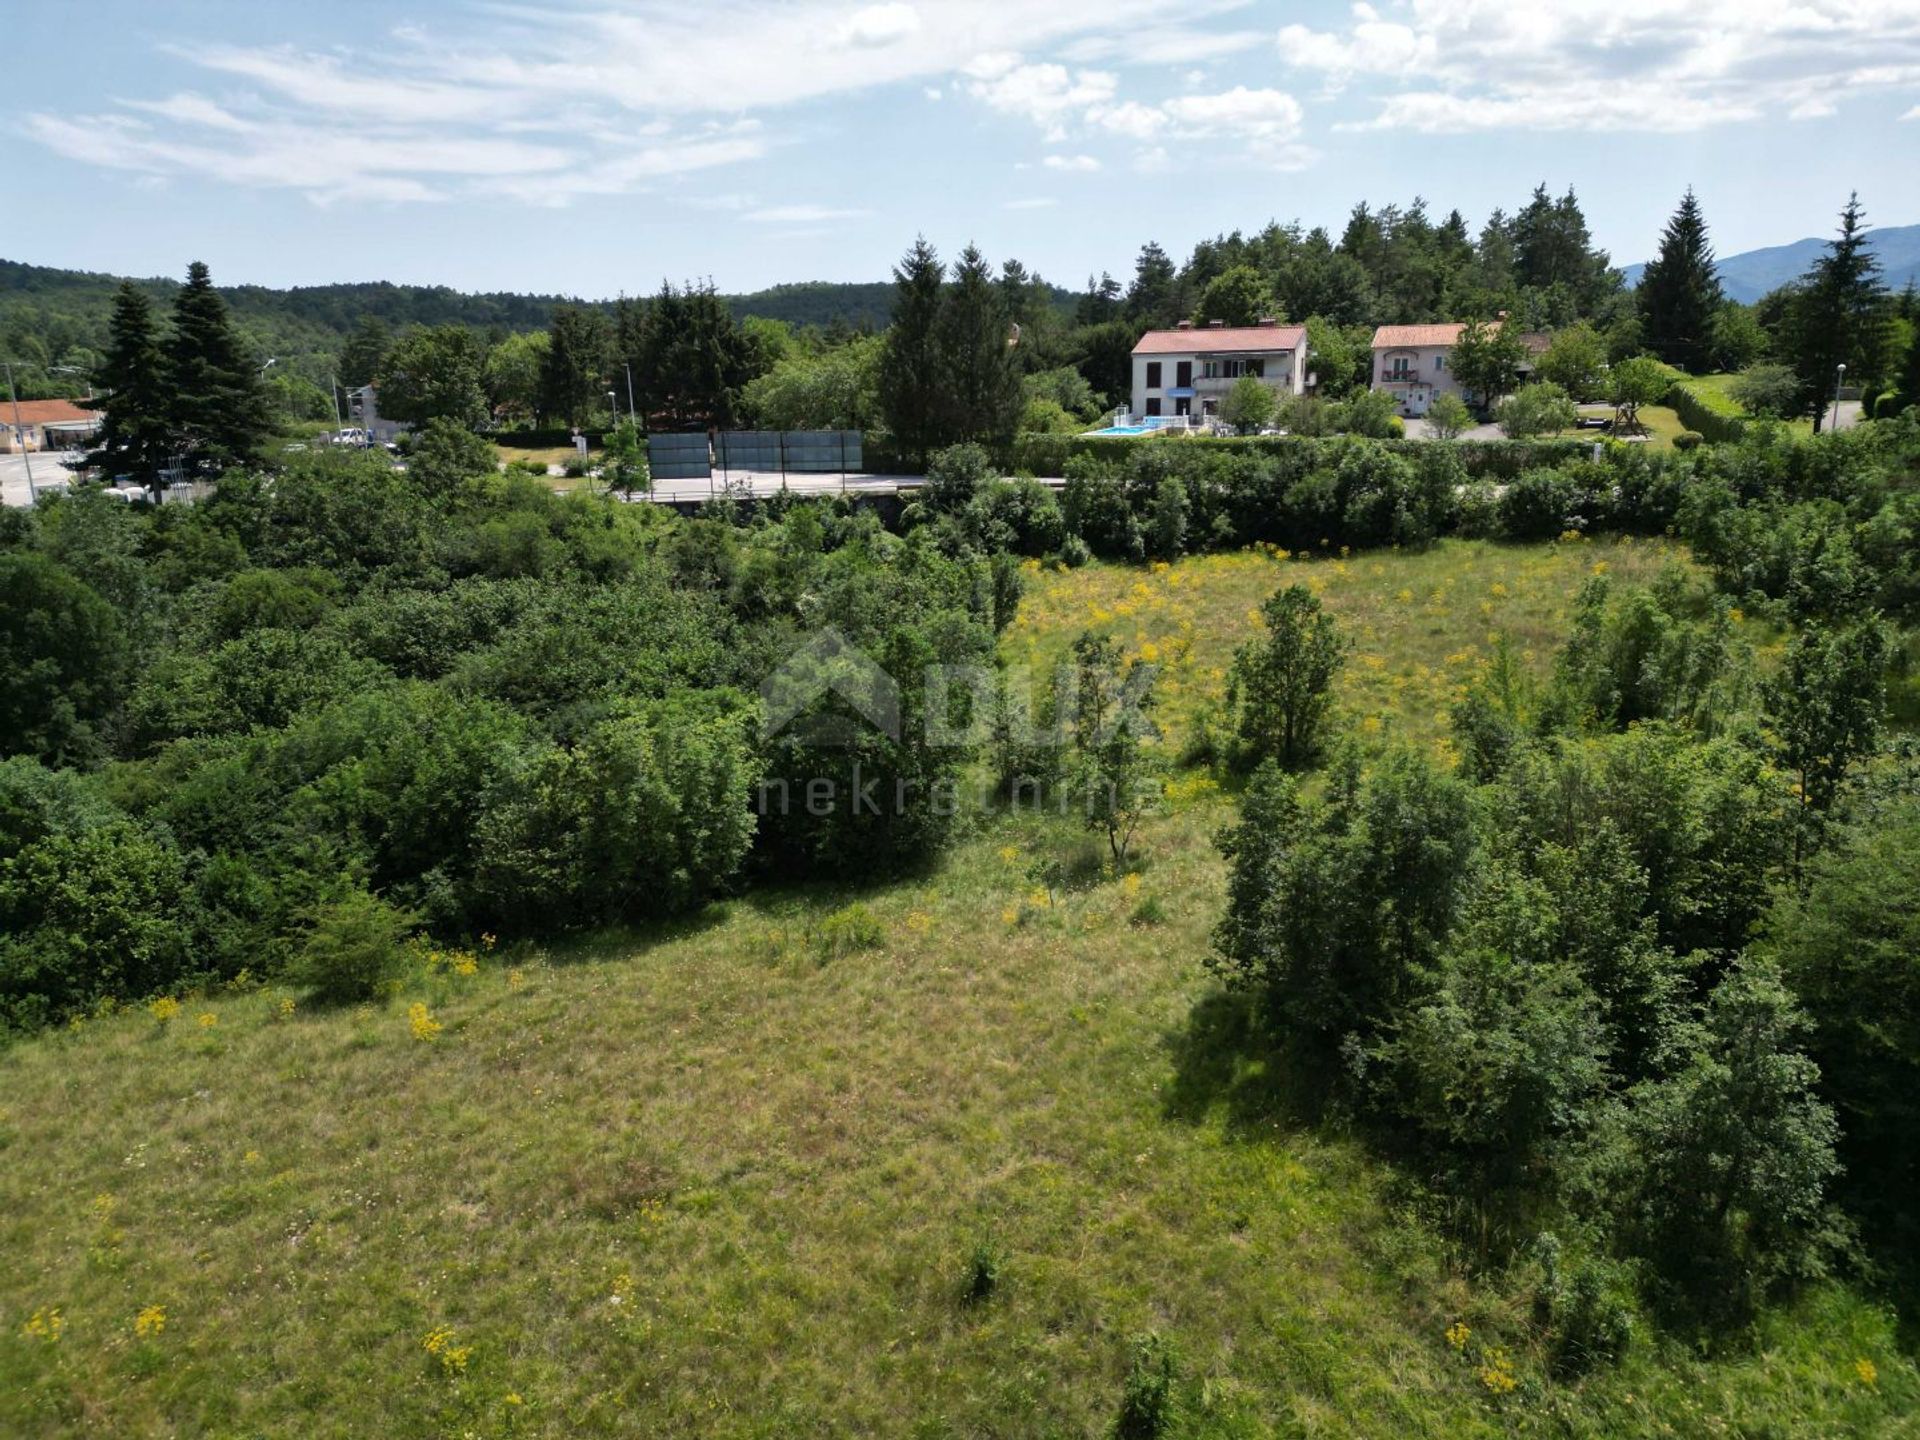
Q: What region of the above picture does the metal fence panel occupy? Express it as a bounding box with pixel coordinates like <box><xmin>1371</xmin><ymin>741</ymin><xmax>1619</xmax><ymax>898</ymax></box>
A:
<box><xmin>647</xmin><ymin>433</ymin><xmax>711</xmax><ymax>480</ymax></box>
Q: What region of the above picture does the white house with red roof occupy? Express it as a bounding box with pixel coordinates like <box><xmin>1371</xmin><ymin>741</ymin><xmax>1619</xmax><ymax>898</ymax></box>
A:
<box><xmin>1130</xmin><ymin>319</ymin><xmax>1309</xmax><ymax>424</ymax></box>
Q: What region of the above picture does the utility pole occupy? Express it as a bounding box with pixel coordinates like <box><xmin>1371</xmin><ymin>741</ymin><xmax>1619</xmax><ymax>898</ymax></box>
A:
<box><xmin>624</xmin><ymin>361</ymin><xmax>636</xmax><ymax>426</ymax></box>
<box><xmin>3</xmin><ymin>359</ymin><xmax>35</xmax><ymax>493</ymax></box>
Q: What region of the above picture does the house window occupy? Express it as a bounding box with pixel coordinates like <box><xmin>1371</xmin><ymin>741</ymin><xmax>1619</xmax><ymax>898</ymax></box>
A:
<box><xmin>1386</xmin><ymin>355</ymin><xmax>1415</xmax><ymax>381</ymax></box>
<box><xmin>1201</xmin><ymin>360</ymin><xmax>1219</xmax><ymax>379</ymax></box>
<box><xmin>1435</xmin><ymin>354</ymin><xmax>1446</xmax><ymax>373</ymax></box>
<box><xmin>1176</xmin><ymin>361</ymin><xmax>1193</xmax><ymax>387</ymax></box>
<box><xmin>1248</xmin><ymin>358</ymin><xmax>1264</xmax><ymax>378</ymax></box>
<box><xmin>1145</xmin><ymin>397</ymin><xmax>1161</xmax><ymax>417</ymax></box>
<box><xmin>1145</xmin><ymin>361</ymin><xmax>1162</xmax><ymax>389</ymax></box>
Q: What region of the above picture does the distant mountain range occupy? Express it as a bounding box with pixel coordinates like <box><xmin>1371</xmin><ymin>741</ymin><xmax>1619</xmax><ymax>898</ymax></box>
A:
<box><xmin>1622</xmin><ymin>223</ymin><xmax>1920</xmax><ymax>304</ymax></box>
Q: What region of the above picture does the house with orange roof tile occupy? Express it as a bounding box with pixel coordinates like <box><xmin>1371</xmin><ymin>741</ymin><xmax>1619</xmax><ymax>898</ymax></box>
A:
<box><xmin>1369</xmin><ymin>319</ymin><xmax>1549</xmax><ymax>417</ymax></box>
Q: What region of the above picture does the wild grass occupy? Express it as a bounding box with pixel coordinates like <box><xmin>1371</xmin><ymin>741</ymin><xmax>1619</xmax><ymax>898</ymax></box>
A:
<box><xmin>1</xmin><ymin>540</ymin><xmax>1910</xmax><ymax>1438</ymax></box>
<box><xmin>1010</xmin><ymin>535</ymin><xmax>1690</xmax><ymax>759</ymax></box>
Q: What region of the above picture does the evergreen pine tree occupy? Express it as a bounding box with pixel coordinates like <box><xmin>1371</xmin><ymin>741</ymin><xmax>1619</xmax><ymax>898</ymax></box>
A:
<box><xmin>1786</xmin><ymin>193</ymin><xmax>1890</xmax><ymax>431</ymax></box>
<box><xmin>337</xmin><ymin>315</ymin><xmax>391</xmax><ymax>390</ymax></box>
<box><xmin>90</xmin><ymin>282</ymin><xmax>175</xmax><ymax>487</ymax></box>
<box><xmin>539</xmin><ymin>303</ymin><xmax>613</xmax><ymax>428</ymax></box>
<box><xmin>937</xmin><ymin>245</ymin><xmax>1023</xmax><ymax>449</ymax></box>
<box><xmin>1125</xmin><ymin>242</ymin><xmax>1179</xmax><ymax>328</ymax></box>
<box><xmin>1638</xmin><ymin>189</ymin><xmax>1725</xmax><ymax>372</ymax></box>
<box><xmin>877</xmin><ymin>238</ymin><xmax>946</xmax><ymax>462</ymax></box>
<box><xmin>165</xmin><ymin>261</ymin><xmax>271</xmax><ymax>470</ymax></box>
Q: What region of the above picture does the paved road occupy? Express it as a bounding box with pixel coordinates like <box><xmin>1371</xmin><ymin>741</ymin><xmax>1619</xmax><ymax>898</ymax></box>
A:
<box><xmin>0</xmin><ymin>452</ymin><xmax>78</xmax><ymax>507</ymax></box>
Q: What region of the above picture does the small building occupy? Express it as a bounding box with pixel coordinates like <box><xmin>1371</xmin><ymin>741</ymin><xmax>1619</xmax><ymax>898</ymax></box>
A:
<box><xmin>1131</xmin><ymin>319</ymin><xmax>1309</xmax><ymax>424</ymax></box>
<box><xmin>345</xmin><ymin>385</ymin><xmax>407</xmax><ymax>444</ymax></box>
<box><xmin>1</xmin><ymin>398</ymin><xmax>102</xmax><ymax>454</ymax></box>
<box><xmin>1369</xmin><ymin>320</ymin><xmax>1552</xmax><ymax>417</ymax></box>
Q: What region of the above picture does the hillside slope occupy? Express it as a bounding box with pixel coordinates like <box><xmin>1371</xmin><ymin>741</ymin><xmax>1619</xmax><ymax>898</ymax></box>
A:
<box><xmin>2</xmin><ymin>539</ymin><xmax>1909</xmax><ymax>1439</ymax></box>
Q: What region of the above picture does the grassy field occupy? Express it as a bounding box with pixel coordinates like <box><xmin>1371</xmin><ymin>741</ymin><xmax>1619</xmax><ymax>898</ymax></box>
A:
<box><xmin>1010</xmin><ymin>535</ymin><xmax>1693</xmax><ymax>759</ymax></box>
<box><xmin>2</xmin><ymin>540</ymin><xmax>1910</xmax><ymax>1438</ymax></box>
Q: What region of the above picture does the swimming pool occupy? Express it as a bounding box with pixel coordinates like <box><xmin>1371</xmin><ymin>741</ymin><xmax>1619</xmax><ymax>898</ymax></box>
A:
<box><xmin>1081</xmin><ymin>416</ymin><xmax>1187</xmax><ymax>437</ymax></box>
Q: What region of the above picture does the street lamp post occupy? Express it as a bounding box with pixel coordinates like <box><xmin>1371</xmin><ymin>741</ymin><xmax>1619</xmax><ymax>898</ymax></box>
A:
<box><xmin>606</xmin><ymin>390</ymin><xmax>618</xmax><ymax>430</ymax></box>
<box><xmin>1833</xmin><ymin>363</ymin><xmax>1847</xmax><ymax>434</ymax></box>
<box><xmin>623</xmin><ymin>362</ymin><xmax>636</xmax><ymax>426</ymax></box>
<box><xmin>3</xmin><ymin>359</ymin><xmax>34</xmax><ymax>493</ymax></box>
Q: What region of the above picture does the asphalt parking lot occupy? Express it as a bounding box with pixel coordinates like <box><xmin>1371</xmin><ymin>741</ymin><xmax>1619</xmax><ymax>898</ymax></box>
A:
<box><xmin>0</xmin><ymin>452</ymin><xmax>79</xmax><ymax>507</ymax></box>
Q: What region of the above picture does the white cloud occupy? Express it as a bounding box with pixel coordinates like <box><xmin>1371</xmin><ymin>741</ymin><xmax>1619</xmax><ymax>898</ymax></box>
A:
<box><xmin>745</xmin><ymin>204</ymin><xmax>872</xmax><ymax>223</ymax></box>
<box><xmin>841</xmin><ymin>3</ymin><xmax>921</xmax><ymax>47</ymax></box>
<box><xmin>1089</xmin><ymin>86</ymin><xmax>1313</xmax><ymax>168</ymax></box>
<box><xmin>1062</xmin><ymin>26</ymin><xmax>1267</xmax><ymax>66</ymax></box>
<box><xmin>1160</xmin><ymin>86</ymin><xmax>1303</xmax><ymax>140</ymax></box>
<box><xmin>1283</xmin><ymin>0</ymin><xmax>1920</xmax><ymax>133</ymax></box>
<box><xmin>1903</xmin><ymin>103</ymin><xmax>1920</xmax><ymax>119</ymax></box>
<box><xmin>24</xmin><ymin>0</ymin><xmax>1189</xmax><ymax>205</ymax></box>
<box><xmin>966</xmin><ymin>61</ymin><xmax>1118</xmax><ymax>140</ymax></box>
<box><xmin>1042</xmin><ymin>153</ymin><xmax>1102</xmax><ymax>172</ymax></box>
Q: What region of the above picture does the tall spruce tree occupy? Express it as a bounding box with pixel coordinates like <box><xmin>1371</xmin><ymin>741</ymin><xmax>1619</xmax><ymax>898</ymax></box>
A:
<box><xmin>90</xmin><ymin>282</ymin><xmax>175</xmax><ymax>486</ymax></box>
<box><xmin>877</xmin><ymin>238</ymin><xmax>947</xmax><ymax>463</ymax></box>
<box><xmin>539</xmin><ymin>304</ymin><xmax>614</xmax><ymax>429</ymax></box>
<box><xmin>337</xmin><ymin>315</ymin><xmax>391</xmax><ymax>390</ymax></box>
<box><xmin>1125</xmin><ymin>242</ymin><xmax>1180</xmax><ymax>328</ymax></box>
<box><xmin>166</xmin><ymin>261</ymin><xmax>271</xmax><ymax>470</ymax></box>
<box><xmin>937</xmin><ymin>244</ymin><xmax>1022</xmax><ymax>449</ymax></box>
<box><xmin>1638</xmin><ymin>189</ymin><xmax>1724</xmax><ymax>372</ymax></box>
<box><xmin>1786</xmin><ymin>194</ymin><xmax>1890</xmax><ymax>431</ymax></box>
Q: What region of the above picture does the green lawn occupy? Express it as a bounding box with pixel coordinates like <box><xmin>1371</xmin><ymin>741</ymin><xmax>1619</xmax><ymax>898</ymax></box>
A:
<box><xmin>1</xmin><ymin>541</ymin><xmax>1909</xmax><ymax>1438</ymax></box>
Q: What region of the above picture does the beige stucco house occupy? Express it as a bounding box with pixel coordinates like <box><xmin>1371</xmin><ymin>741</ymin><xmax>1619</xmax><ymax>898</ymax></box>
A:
<box><xmin>1369</xmin><ymin>321</ymin><xmax>1550</xmax><ymax>417</ymax></box>
<box><xmin>1131</xmin><ymin>320</ymin><xmax>1309</xmax><ymax>424</ymax></box>
<box><xmin>0</xmin><ymin>398</ymin><xmax>101</xmax><ymax>454</ymax></box>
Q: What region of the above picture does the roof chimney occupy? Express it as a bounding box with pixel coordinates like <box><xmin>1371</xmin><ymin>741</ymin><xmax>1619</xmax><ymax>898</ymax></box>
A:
<box><xmin>1174</xmin><ymin>320</ymin><xmax>1193</xmax><ymax>329</ymax></box>
<box><xmin>1208</xmin><ymin>318</ymin><xmax>1226</xmax><ymax>327</ymax></box>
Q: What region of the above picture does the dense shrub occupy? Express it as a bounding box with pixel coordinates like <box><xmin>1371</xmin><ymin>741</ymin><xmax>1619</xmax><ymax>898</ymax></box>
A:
<box><xmin>291</xmin><ymin>889</ymin><xmax>415</xmax><ymax>1004</ymax></box>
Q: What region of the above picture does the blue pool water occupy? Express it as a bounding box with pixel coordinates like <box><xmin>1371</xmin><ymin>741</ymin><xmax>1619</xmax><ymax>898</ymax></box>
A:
<box><xmin>1084</xmin><ymin>424</ymin><xmax>1154</xmax><ymax>436</ymax></box>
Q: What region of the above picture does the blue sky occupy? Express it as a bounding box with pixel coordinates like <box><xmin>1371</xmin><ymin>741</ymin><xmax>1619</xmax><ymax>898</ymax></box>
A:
<box><xmin>6</xmin><ymin>1</ymin><xmax>1919</xmax><ymax>297</ymax></box>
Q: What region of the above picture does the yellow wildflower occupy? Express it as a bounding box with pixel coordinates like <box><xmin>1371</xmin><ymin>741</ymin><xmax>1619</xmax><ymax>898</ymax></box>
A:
<box><xmin>133</xmin><ymin>1305</ymin><xmax>167</xmax><ymax>1338</ymax></box>
<box><xmin>997</xmin><ymin>844</ymin><xmax>1021</xmax><ymax>865</ymax></box>
<box><xmin>277</xmin><ymin>996</ymin><xmax>296</xmax><ymax>1020</ymax></box>
<box><xmin>904</xmin><ymin>909</ymin><xmax>933</xmax><ymax>934</ymax></box>
<box><xmin>197</xmin><ymin>1012</ymin><xmax>218</xmax><ymax>1029</ymax></box>
<box><xmin>506</xmin><ymin>968</ymin><xmax>525</xmax><ymax>991</ymax></box>
<box><xmin>149</xmin><ymin>997</ymin><xmax>180</xmax><ymax>1025</ymax></box>
<box><xmin>422</xmin><ymin>1325</ymin><xmax>471</xmax><ymax>1374</ymax></box>
<box><xmin>1445</xmin><ymin>1321</ymin><xmax>1470</xmax><ymax>1352</ymax></box>
<box><xmin>1856</xmin><ymin>1358</ymin><xmax>1879</xmax><ymax>1388</ymax></box>
<box><xmin>22</xmin><ymin>1308</ymin><xmax>64</xmax><ymax>1343</ymax></box>
<box><xmin>1477</xmin><ymin>1347</ymin><xmax>1517</xmax><ymax>1394</ymax></box>
<box><xmin>408</xmin><ymin>1002</ymin><xmax>443</xmax><ymax>1042</ymax></box>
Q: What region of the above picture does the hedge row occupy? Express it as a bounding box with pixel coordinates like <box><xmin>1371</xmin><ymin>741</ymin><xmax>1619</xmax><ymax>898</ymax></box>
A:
<box><xmin>1664</xmin><ymin>380</ymin><xmax>1748</xmax><ymax>445</ymax></box>
<box><xmin>1002</xmin><ymin>431</ymin><xmax>1592</xmax><ymax>481</ymax></box>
